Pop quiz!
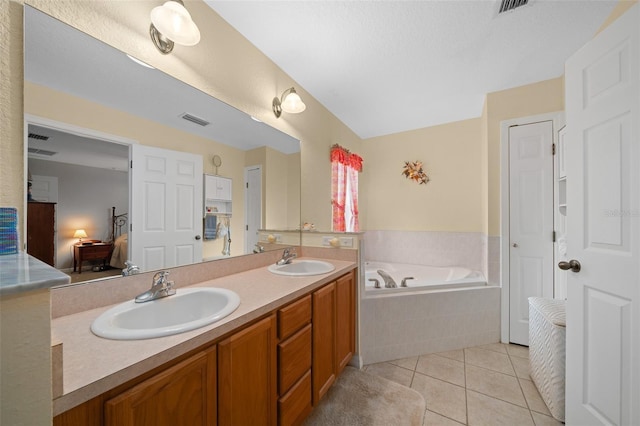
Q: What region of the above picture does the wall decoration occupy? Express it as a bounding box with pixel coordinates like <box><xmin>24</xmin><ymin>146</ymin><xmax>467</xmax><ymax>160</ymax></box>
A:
<box><xmin>402</xmin><ymin>161</ymin><xmax>429</xmax><ymax>185</ymax></box>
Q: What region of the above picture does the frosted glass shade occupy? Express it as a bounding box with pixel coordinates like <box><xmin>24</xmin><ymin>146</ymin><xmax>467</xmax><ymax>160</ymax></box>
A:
<box><xmin>281</xmin><ymin>90</ymin><xmax>306</xmax><ymax>114</ymax></box>
<box><xmin>150</xmin><ymin>1</ymin><xmax>201</xmax><ymax>46</ymax></box>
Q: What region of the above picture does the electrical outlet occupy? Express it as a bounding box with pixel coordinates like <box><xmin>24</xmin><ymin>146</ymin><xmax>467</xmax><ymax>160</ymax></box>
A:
<box><xmin>339</xmin><ymin>237</ymin><xmax>353</xmax><ymax>247</ymax></box>
<box><xmin>274</xmin><ymin>234</ymin><xmax>282</xmax><ymax>242</ymax></box>
<box><xmin>322</xmin><ymin>236</ymin><xmax>333</xmax><ymax>246</ymax></box>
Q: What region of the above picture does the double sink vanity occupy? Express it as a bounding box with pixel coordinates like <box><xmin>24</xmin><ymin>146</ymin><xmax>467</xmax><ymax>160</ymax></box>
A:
<box><xmin>51</xmin><ymin>250</ymin><xmax>357</xmax><ymax>425</ymax></box>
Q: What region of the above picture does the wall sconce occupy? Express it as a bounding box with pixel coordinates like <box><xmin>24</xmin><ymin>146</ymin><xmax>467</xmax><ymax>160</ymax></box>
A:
<box><xmin>273</xmin><ymin>87</ymin><xmax>307</xmax><ymax>118</ymax></box>
<box><xmin>73</xmin><ymin>229</ymin><xmax>88</xmax><ymax>243</ymax></box>
<box><xmin>150</xmin><ymin>1</ymin><xmax>201</xmax><ymax>55</ymax></box>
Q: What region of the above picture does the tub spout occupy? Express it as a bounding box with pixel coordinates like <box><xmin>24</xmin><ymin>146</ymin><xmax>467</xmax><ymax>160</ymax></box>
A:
<box><xmin>377</xmin><ymin>270</ymin><xmax>397</xmax><ymax>288</ymax></box>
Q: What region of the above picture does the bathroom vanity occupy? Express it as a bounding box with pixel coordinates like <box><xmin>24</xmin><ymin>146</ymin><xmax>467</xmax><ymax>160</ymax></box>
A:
<box><xmin>51</xmin><ymin>256</ymin><xmax>356</xmax><ymax>425</ymax></box>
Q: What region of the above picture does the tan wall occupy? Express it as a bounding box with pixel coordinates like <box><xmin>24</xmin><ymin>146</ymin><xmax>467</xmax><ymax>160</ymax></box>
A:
<box><xmin>485</xmin><ymin>77</ymin><xmax>565</xmax><ymax>236</ymax></box>
<box><xmin>361</xmin><ymin>118</ymin><xmax>483</xmax><ymax>232</ymax></box>
<box><xmin>597</xmin><ymin>0</ymin><xmax>638</xmax><ymax>34</ymax></box>
<box><xmin>0</xmin><ymin>289</ymin><xmax>52</xmax><ymax>426</ymax></box>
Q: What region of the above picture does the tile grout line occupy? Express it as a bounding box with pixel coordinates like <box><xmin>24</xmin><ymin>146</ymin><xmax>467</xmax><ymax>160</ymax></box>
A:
<box><xmin>506</xmin><ymin>348</ymin><xmax>537</xmax><ymax>425</ymax></box>
<box><xmin>464</xmin><ymin>348</ymin><xmax>469</xmax><ymax>425</ymax></box>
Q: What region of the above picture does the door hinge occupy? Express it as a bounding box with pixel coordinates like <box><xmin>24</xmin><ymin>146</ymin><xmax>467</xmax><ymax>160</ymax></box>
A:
<box><xmin>553</xmin><ymin>230</ymin><xmax>556</xmax><ymax>242</ymax></box>
<box><xmin>245</xmin><ymin>225</ymin><xmax>248</xmax><ymax>231</ymax></box>
<box><xmin>130</xmin><ymin>160</ymin><xmax>133</xmax><ymax>169</ymax></box>
<box><xmin>246</xmin><ymin>182</ymin><xmax>249</xmax><ymax>189</ymax></box>
<box><xmin>552</xmin><ymin>144</ymin><xmax>556</xmax><ymax>155</ymax></box>
<box><xmin>130</xmin><ymin>224</ymin><xmax>133</xmax><ymax>232</ymax></box>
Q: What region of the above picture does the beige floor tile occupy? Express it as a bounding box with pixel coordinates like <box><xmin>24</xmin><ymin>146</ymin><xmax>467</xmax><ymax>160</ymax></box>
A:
<box><xmin>531</xmin><ymin>411</ymin><xmax>563</xmax><ymax>426</ymax></box>
<box><xmin>476</xmin><ymin>342</ymin><xmax>508</xmax><ymax>354</ymax></box>
<box><xmin>465</xmin><ymin>365</ymin><xmax>526</xmax><ymax>407</ymax></box>
<box><xmin>467</xmin><ymin>390</ymin><xmax>535</xmax><ymax>426</ymax></box>
<box><xmin>416</xmin><ymin>354</ymin><xmax>465</xmax><ymax>387</ymax></box>
<box><xmin>390</xmin><ymin>356</ymin><xmax>419</xmax><ymax>371</ymax></box>
<box><xmin>365</xmin><ymin>362</ymin><xmax>414</xmax><ymax>387</ymax></box>
<box><xmin>411</xmin><ymin>373</ymin><xmax>467</xmax><ymax>424</ymax></box>
<box><xmin>507</xmin><ymin>344</ymin><xmax>529</xmax><ymax>359</ymax></box>
<box><xmin>519</xmin><ymin>378</ymin><xmax>551</xmax><ymax>415</ymax></box>
<box><xmin>464</xmin><ymin>347</ymin><xmax>515</xmax><ymax>376</ymax></box>
<box><xmin>510</xmin><ymin>355</ymin><xmax>531</xmax><ymax>379</ymax></box>
<box><xmin>423</xmin><ymin>409</ymin><xmax>465</xmax><ymax>425</ymax></box>
<box><xmin>434</xmin><ymin>349</ymin><xmax>465</xmax><ymax>362</ymax></box>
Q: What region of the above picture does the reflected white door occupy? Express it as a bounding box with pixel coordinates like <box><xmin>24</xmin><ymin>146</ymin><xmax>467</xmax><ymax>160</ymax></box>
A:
<box><xmin>130</xmin><ymin>145</ymin><xmax>203</xmax><ymax>272</ymax></box>
<box><xmin>565</xmin><ymin>5</ymin><xmax>639</xmax><ymax>425</ymax></box>
<box><xmin>509</xmin><ymin>121</ymin><xmax>554</xmax><ymax>346</ymax></box>
<box><xmin>245</xmin><ymin>165</ymin><xmax>262</xmax><ymax>253</ymax></box>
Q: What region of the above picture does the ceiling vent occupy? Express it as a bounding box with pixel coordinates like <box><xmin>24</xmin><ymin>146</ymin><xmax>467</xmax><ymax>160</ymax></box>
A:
<box><xmin>28</xmin><ymin>132</ymin><xmax>50</xmax><ymax>141</ymax></box>
<box><xmin>180</xmin><ymin>113</ymin><xmax>210</xmax><ymax>127</ymax></box>
<box><xmin>498</xmin><ymin>0</ymin><xmax>529</xmax><ymax>14</ymax></box>
<box><xmin>28</xmin><ymin>147</ymin><xmax>57</xmax><ymax>156</ymax></box>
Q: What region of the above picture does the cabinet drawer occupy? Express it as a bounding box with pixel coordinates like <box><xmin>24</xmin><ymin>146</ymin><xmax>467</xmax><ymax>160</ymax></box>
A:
<box><xmin>278</xmin><ymin>324</ymin><xmax>311</xmax><ymax>394</ymax></box>
<box><xmin>278</xmin><ymin>295</ymin><xmax>311</xmax><ymax>340</ymax></box>
<box><xmin>82</xmin><ymin>246</ymin><xmax>111</xmax><ymax>259</ymax></box>
<box><xmin>278</xmin><ymin>370</ymin><xmax>312</xmax><ymax>426</ymax></box>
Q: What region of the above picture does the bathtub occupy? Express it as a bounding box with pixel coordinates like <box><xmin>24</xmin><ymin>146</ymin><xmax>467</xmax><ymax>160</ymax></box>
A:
<box><xmin>360</xmin><ymin>260</ymin><xmax>500</xmax><ymax>365</ymax></box>
<box><xmin>364</xmin><ymin>261</ymin><xmax>486</xmax><ymax>294</ymax></box>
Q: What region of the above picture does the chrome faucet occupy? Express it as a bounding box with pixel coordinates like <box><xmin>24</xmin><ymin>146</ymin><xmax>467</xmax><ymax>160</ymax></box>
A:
<box><xmin>401</xmin><ymin>277</ymin><xmax>415</xmax><ymax>287</ymax></box>
<box><xmin>253</xmin><ymin>243</ymin><xmax>265</xmax><ymax>253</ymax></box>
<box><xmin>122</xmin><ymin>261</ymin><xmax>140</xmax><ymax>276</ymax></box>
<box><xmin>134</xmin><ymin>271</ymin><xmax>176</xmax><ymax>303</ymax></box>
<box><xmin>276</xmin><ymin>248</ymin><xmax>297</xmax><ymax>266</ymax></box>
<box><xmin>377</xmin><ymin>270</ymin><xmax>397</xmax><ymax>288</ymax></box>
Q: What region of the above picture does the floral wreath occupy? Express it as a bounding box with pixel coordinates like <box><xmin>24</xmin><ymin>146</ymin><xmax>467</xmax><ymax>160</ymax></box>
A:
<box><xmin>402</xmin><ymin>161</ymin><xmax>429</xmax><ymax>185</ymax></box>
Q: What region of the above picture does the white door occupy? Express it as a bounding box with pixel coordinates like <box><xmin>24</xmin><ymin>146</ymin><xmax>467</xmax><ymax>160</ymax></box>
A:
<box><xmin>130</xmin><ymin>145</ymin><xmax>203</xmax><ymax>272</ymax></box>
<box><xmin>245</xmin><ymin>165</ymin><xmax>262</xmax><ymax>253</ymax></box>
<box><xmin>565</xmin><ymin>5</ymin><xmax>639</xmax><ymax>425</ymax></box>
<box><xmin>30</xmin><ymin>175</ymin><xmax>58</xmax><ymax>202</ymax></box>
<box><xmin>509</xmin><ymin>121</ymin><xmax>554</xmax><ymax>346</ymax></box>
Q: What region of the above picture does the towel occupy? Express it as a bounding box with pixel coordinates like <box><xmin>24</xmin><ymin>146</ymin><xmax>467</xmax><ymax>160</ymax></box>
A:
<box><xmin>204</xmin><ymin>215</ymin><xmax>217</xmax><ymax>240</ymax></box>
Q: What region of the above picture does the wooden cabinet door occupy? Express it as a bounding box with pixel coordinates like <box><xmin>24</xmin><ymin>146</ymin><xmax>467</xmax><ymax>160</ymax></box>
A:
<box><xmin>104</xmin><ymin>347</ymin><xmax>217</xmax><ymax>426</ymax></box>
<box><xmin>336</xmin><ymin>271</ymin><xmax>355</xmax><ymax>374</ymax></box>
<box><xmin>312</xmin><ymin>282</ymin><xmax>336</xmax><ymax>405</ymax></box>
<box><xmin>218</xmin><ymin>314</ymin><xmax>277</xmax><ymax>426</ymax></box>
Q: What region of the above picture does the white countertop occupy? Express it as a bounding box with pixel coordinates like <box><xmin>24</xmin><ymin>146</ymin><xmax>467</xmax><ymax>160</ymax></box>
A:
<box><xmin>0</xmin><ymin>252</ymin><xmax>70</xmax><ymax>296</ymax></box>
<box><xmin>52</xmin><ymin>257</ymin><xmax>356</xmax><ymax>415</ymax></box>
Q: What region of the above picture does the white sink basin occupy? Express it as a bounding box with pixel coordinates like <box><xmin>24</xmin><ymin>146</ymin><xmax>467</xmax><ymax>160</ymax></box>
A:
<box><xmin>268</xmin><ymin>260</ymin><xmax>335</xmax><ymax>276</ymax></box>
<box><xmin>91</xmin><ymin>287</ymin><xmax>240</xmax><ymax>340</ymax></box>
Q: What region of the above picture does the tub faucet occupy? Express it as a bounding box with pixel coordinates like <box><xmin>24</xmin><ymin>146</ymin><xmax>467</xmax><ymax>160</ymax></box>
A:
<box><xmin>134</xmin><ymin>271</ymin><xmax>176</xmax><ymax>303</ymax></box>
<box><xmin>401</xmin><ymin>277</ymin><xmax>415</xmax><ymax>287</ymax></box>
<box><xmin>276</xmin><ymin>248</ymin><xmax>297</xmax><ymax>265</ymax></box>
<box><xmin>377</xmin><ymin>270</ymin><xmax>397</xmax><ymax>288</ymax></box>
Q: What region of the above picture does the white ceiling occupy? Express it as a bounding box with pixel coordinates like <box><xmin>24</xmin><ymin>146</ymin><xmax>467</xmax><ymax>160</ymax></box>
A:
<box><xmin>205</xmin><ymin>0</ymin><xmax>618</xmax><ymax>139</ymax></box>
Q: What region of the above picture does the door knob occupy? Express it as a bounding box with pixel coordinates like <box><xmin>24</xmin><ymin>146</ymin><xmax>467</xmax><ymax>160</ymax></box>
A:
<box><xmin>512</xmin><ymin>243</ymin><xmax>518</xmax><ymax>248</ymax></box>
<box><xmin>558</xmin><ymin>259</ymin><xmax>581</xmax><ymax>273</ymax></box>
<box><xmin>195</xmin><ymin>235</ymin><xmax>201</xmax><ymax>240</ymax></box>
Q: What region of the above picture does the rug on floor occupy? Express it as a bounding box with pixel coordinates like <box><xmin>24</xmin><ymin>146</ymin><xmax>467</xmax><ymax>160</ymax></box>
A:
<box><xmin>304</xmin><ymin>366</ymin><xmax>425</xmax><ymax>426</ymax></box>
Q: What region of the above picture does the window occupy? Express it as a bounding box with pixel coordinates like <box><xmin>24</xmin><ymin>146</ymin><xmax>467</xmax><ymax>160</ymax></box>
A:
<box><xmin>330</xmin><ymin>145</ymin><xmax>363</xmax><ymax>232</ymax></box>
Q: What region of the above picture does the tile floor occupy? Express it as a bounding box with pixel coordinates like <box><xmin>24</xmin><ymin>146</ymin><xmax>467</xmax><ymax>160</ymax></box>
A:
<box><xmin>363</xmin><ymin>343</ymin><xmax>563</xmax><ymax>426</ymax></box>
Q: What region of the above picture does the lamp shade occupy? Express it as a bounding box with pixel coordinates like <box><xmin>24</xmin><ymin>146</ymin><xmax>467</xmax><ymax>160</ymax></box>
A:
<box><xmin>73</xmin><ymin>229</ymin><xmax>88</xmax><ymax>239</ymax></box>
<box><xmin>150</xmin><ymin>1</ymin><xmax>200</xmax><ymax>46</ymax></box>
<box><xmin>281</xmin><ymin>89</ymin><xmax>306</xmax><ymax>114</ymax></box>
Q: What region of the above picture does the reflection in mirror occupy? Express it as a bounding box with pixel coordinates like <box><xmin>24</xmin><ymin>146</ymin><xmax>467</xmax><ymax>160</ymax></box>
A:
<box><xmin>24</xmin><ymin>6</ymin><xmax>301</xmax><ymax>286</ymax></box>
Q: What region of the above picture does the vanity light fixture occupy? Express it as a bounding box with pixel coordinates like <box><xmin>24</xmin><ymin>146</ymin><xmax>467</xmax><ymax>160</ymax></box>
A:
<box><xmin>150</xmin><ymin>0</ymin><xmax>201</xmax><ymax>55</ymax></box>
<box><xmin>272</xmin><ymin>87</ymin><xmax>306</xmax><ymax>118</ymax></box>
<box><xmin>73</xmin><ymin>229</ymin><xmax>88</xmax><ymax>243</ymax></box>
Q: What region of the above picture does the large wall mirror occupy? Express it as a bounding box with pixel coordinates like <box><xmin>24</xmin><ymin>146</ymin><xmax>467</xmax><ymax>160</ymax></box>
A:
<box><xmin>24</xmin><ymin>6</ymin><xmax>301</xmax><ymax>285</ymax></box>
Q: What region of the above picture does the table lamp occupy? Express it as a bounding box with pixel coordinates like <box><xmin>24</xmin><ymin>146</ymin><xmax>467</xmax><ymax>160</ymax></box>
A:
<box><xmin>73</xmin><ymin>229</ymin><xmax>88</xmax><ymax>243</ymax></box>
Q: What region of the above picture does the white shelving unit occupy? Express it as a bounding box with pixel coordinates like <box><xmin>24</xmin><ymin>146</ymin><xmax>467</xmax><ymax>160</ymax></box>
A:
<box><xmin>204</xmin><ymin>174</ymin><xmax>232</xmax><ymax>216</ymax></box>
<box><xmin>554</xmin><ymin>126</ymin><xmax>567</xmax><ymax>300</ymax></box>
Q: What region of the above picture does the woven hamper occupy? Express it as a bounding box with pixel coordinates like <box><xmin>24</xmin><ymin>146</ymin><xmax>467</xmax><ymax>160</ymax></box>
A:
<box><xmin>528</xmin><ymin>297</ymin><xmax>566</xmax><ymax>422</ymax></box>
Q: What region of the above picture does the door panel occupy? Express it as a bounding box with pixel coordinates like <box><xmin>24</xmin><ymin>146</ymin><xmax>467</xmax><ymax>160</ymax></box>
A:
<box><xmin>508</xmin><ymin>121</ymin><xmax>554</xmax><ymax>346</ymax></box>
<box><xmin>131</xmin><ymin>145</ymin><xmax>203</xmax><ymax>272</ymax></box>
<box><xmin>565</xmin><ymin>5</ymin><xmax>638</xmax><ymax>425</ymax></box>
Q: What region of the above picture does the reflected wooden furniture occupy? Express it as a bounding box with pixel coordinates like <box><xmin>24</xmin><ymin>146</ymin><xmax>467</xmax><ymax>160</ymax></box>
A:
<box><xmin>73</xmin><ymin>242</ymin><xmax>113</xmax><ymax>273</ymax></box>
<box><xmin>27</xmin><ymin>201</ymin><xmax>56</xmax><ymax>266</ymax></box>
